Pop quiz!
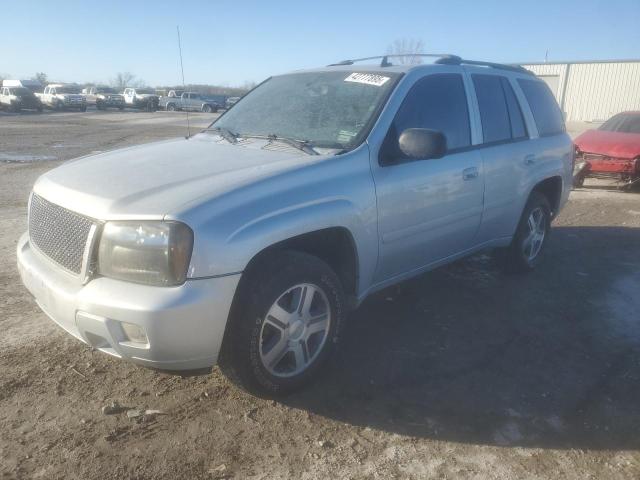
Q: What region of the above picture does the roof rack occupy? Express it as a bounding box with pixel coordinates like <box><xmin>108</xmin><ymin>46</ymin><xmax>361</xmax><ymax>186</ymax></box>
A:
<box><xmin>328</xmin><ymin>54</ymin><xmax>460</xmax><ymax>67</ymax></box>
<box><xmin>435</xmin><ymin>57</ymin><xmax>534</xmax><ymax>75</ymax></box>
<box><xmin>327</xmin><ymin>54</ymin><xmax>534</xmax><ymax>75</ymax></box>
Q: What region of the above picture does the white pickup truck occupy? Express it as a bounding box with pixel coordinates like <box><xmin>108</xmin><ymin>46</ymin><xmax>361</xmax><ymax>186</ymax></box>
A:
<box><xmin>37</xmin><ymin>84</ymin><xmax>86</xmax><ymax>111</ymax></box>
<box><xmin>122</xmin><ymin>88</ymin><xmax>159</xmax><ymax>111</ymax></box>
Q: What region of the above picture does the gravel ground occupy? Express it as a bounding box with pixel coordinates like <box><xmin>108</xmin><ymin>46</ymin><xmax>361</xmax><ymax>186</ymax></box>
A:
<box><xmin>1</xmin><ymin>111</ymin><xmax>639</xmax><ymax>479</ymax></box>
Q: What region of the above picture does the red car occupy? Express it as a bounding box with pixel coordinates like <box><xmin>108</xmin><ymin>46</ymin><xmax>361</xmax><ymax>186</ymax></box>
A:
<box><xmin>573</xmin><ymin>111</ymin><xmax>640</xmax><ymax>189</ymax></box>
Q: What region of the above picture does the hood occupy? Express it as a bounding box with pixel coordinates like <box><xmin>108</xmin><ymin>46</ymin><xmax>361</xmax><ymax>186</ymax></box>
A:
<box><xmin>575</xmin><ymin>129</ymin><xmax>640</xmax><ymax>159</ymax></box>
<box><xmin>34</xmin><ymin>135</ymin><xmax>323</xmax><ymax>220</ymax></box>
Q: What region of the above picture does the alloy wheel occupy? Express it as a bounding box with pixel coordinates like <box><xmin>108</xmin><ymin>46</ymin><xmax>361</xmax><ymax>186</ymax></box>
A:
<box><xmin>523</xmin><ymin>206</ymin><xmax>546</xmax><ymax>262</ymax></box>
<box><xmin>259</xmin><ymin>283</ymin><xmax>331</xmax><ymax>378</ymax></box>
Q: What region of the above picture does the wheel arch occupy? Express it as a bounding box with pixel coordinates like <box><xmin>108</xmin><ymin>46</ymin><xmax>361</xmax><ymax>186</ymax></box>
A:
<box><xmin>530</xmin><ymin>175</ymin><xmax>563</xmax><ymax>218</ymax></box>
<box><xmin>241</xmin><ymin>226</ymin><xmax>359</xmax><ymax>304</ymax></box>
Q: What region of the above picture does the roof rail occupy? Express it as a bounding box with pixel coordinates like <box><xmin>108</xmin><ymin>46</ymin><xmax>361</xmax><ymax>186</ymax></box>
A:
<box><xmin>435</xmin><ymin>57</ymin><xmax>534</xmax><ymax>75</ymax></box>
<box><xmin>327</xmin><ymin>54</ymin><xmax>535</xmax><ymax>75</ymax></box>
<box><xmin>328</xmin><ymin>54</ymin><xmax>461</xmax><ymax>67</ymax></box>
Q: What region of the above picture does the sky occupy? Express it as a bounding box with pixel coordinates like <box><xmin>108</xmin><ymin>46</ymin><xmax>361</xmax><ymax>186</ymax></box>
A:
<box><xmin>2</xmin><ymin>0</ymin><xmax>639</xmax><ymax>88</ymax></box>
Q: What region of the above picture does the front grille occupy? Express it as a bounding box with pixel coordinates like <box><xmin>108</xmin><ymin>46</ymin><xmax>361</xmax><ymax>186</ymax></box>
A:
<box><xmin>29</xmin><ymin>194</ymin><xmax>94</xmax><ymax>274</ymax></box>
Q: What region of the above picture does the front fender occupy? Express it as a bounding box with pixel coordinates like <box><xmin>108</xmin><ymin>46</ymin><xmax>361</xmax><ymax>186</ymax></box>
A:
<box><xmin>190</xmin><ymin>197</ymin><xmax>372</xmax><ymax>282</ymax></box>
<box><xmin>177</xmin><ymin>147</ymin><xmax>379</xmax><ymax>296</ymax></box>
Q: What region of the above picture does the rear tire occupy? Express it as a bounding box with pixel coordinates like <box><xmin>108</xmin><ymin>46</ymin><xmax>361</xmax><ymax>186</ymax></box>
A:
<box><xmin>498</xmin><ymin>191</ymin><xmax>551</xmax><ymax>273</ymax></box>
<box><xmin>202</xmin><ymin>104</ymin><xmax>212</xmax><ymax>113</ymax></box>
<box><xmin>219</xmin><ymin>250</ymin><xmax>345</xmax><ymax>397</ymax></box>
<box><xmin>167</xmin><ymin>103</ymin><xmax>176</xmax><ymax>112</ymax></box>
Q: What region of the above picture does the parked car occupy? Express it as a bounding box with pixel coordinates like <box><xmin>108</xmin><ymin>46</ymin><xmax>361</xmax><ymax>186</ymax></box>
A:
<box><xmin>0</xmin><ymin>86</ymin><xmax>43</xmax><ymax>112</ymax></box>
<box><xmin>17</xmin><ymin>55</ymin><xmax>572</xmax><ymax>396</ymax></box>
<box><xmin>159</xmin><ymin>92</ymin><xmax>223</xmax><ymax>112</ymax></box>
<box><xmin>225</xmin><ymin>96</ymin><xmax>240</xmax><ymax>109</ymax></box>
<box><xmin>82</xmin><ymin>86</ymin><xmax>125</xmax><ymax>110</ymax></box>
<box><xmin>2</xmin><ymin>79</ymin><xmax>42</xmax><ymax>93</ymax></box>
<box><xmin>122</xmin><ymin>88</ymin><xmax>159</xmax><ymax>111</ymax></box>
<box><xmin>573</xmin><ymin>111</ymin><xmax>640</xmax><ymax>189</ymax></box>
<box><xmin>36</xmin><ymin>84</ymin><xmax>86</xmax><ymax>111</ymax></box>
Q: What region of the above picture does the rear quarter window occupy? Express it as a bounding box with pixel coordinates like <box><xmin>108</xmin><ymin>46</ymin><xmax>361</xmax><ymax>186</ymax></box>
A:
<box><xmin>518</xmin><ymin>79</ymin><xmax>565</xmax><ymax>137</ymax></box>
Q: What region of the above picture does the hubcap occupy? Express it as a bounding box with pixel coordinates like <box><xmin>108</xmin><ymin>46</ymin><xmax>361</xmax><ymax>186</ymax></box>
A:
<box><xmin>259</xmin><ymin>283</ymin><xmax>331</xmax><ymax>378</ymax></box>
<box><xmin>523</xmin><ymin>207</ymin><xmax>546</xmax><ymax>262</ymax></box>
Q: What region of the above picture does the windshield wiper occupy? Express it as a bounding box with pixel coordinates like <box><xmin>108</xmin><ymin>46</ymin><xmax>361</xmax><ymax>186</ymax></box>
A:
<box><xmin>204</xmin><ymin>127</ymin><xmax>238</xmax><ymax>144</ymax></box>
<box><xmin>239</xmin><ymin>133</ymin><xmax>319</xmax><ymax>155</ymax></box>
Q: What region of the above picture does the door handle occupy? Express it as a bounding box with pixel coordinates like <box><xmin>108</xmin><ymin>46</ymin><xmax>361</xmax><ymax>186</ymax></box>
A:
<box><xmin>524</xmin><ymin>154</ymin><xmax>536</xmax><ymax>166</ymax></box>
<box><xmin>462</xmin><ymin>167</ymin><xmax>479</xmax><ymax>180</ymax></box>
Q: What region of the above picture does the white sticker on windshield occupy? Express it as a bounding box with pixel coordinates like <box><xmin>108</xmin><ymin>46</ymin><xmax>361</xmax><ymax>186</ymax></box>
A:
<box><xmin>344</xmin><ymin>72</ymin><xmax>390</xmax><ymax>87</ymax></box>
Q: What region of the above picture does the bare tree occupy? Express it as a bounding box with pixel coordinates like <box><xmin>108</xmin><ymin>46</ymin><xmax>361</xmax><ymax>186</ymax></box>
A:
<box><xmin>111</xmin><ymin>72</ymin><xmax>144</xmax><ymax>90</ymax></box>
<box><xmin>385</xmin><ymin>38</ymin><xmax>426</xmax><ymax>65</ymax></box>
<box><xmin>33</xmin><ymin>72</ymin><xmax>48</xmax><ymax>85</ymax></box>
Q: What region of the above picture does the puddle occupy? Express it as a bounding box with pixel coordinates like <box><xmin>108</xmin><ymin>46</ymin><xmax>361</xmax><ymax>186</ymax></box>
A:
<box><xmin>0</xmin><ymin>153</ymin><xmax>57</xmax><ymax>163</ymax></box>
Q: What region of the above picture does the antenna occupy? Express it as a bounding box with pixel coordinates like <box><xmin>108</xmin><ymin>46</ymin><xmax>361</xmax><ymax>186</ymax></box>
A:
<box><xmin>176</xmin><ymin>25</ymin><xmax>191</xmax><ymax>139</ymax></box>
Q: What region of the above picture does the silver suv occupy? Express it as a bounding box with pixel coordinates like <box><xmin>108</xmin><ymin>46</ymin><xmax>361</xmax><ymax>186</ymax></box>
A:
<box><xmin>17</xmin><ymin>55</ymin><xmax>573</xmax><ymax>395</ymax></box>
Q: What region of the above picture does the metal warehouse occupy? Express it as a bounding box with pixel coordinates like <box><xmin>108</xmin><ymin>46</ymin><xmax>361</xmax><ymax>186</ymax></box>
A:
<box><xmin>520</xmin><ymin>60</ymin><xmax>640</xmax><ymax>122</ymax></box>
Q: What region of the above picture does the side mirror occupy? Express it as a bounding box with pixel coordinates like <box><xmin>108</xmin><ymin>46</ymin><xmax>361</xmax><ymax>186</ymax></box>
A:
<box><xmin>398</xmin><ymin>128</ymin><xmax>447</xmax><ymax>160</ymax></box>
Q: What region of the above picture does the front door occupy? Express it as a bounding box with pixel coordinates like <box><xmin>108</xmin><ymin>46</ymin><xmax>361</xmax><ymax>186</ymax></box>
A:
<box><xmin>372</xmin><ymin>73</ymin><xmax>484</xmax><ymax>282</ymax></box>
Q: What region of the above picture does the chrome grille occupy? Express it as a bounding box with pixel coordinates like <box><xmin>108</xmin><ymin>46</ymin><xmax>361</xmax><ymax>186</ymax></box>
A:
<box><xmin>28</xmin><ymin>194</ymin><xmax>94</xmax><ymax>274</ymax></box>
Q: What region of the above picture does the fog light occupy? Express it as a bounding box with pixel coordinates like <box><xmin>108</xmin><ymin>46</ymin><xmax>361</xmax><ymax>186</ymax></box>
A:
<box><xmin>121</xmin><ymin>322</ymin><xmax>148</xmax><ymax>345</ymax></box>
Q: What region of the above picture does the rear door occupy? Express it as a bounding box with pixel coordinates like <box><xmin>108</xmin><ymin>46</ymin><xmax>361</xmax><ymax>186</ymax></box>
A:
<box><xmin>372</xmin><ymin>72</ymin><xmax>484</xmax><ymax>282</ymax></box>
<box><xmin>189</xmin><ymin>93</ymin><xmax>201</xmax><ymax>111</ymax></box>
<box><xmin>470</xmin><ymin>73</ymin><xmax>533</xmax><ymax>242</ymax></box>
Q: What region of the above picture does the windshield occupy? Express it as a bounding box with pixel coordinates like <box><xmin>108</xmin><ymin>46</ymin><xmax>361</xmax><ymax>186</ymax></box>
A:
<box><xmin>57</xmin><ymin>86</ymin><xmax>81</xmax><ymax>94</ymax></box>
<box><xmin>599</xmin><ymin>113</ymin><xmax>640</xmax><ymax>134</ymax></box>
<box><xmin>212</xmin><ymin>71</ymin><xmax>400</xmax><ymax>149</ymax></box>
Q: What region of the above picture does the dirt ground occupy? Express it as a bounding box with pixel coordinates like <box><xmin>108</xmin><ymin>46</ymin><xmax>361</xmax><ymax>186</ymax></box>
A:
<box><xmin>1</xmin><ymin>111</ymin><xmax>640</xmax><ymax>480</ymax></box>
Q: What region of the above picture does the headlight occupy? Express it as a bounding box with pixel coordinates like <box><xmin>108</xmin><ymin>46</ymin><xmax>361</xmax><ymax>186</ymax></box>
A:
<box><xmin>98</xmin><ymin>221</ymin><xmax>193</xmax><ymax>286</ymax></box>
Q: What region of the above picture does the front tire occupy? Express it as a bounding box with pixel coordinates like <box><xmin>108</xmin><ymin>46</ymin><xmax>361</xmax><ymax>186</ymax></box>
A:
<box><xmin>202</xmin><ymin>104</ymin><xmax>212</xmax><ymax>113</ymax></box>
<box><xmin>220</xmin><ymin>251</ymin><xmax>345</xmax><ymax>396</ymax></box>
<box><xmin>499</xmin><ymin>192</ymin><xmax>551</xmax><ymax>273</ymax></box>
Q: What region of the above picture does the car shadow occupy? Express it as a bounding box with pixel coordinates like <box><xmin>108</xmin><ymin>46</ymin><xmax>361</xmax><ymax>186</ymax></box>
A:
<box><xmin>283</xmin><ymin>226</ymin><xmax>640</xmax><ymax>450</ymax></box>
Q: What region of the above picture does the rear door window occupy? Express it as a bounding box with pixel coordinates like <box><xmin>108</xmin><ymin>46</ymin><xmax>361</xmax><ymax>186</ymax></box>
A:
<box><xmin>472</xmin><ymin>74</ymin><xmax>528</xmax><ymax>144</ymax></box>
<box><xmin>517</xmin><ymin>78</ymin><xmax>565</xmax><ymax>136</ymax></box>
<box><xmin>392</xmin><ymin>73</ymin><xmax>471</xmax><ymax>152</ymax></box>
<box><xmin>472</xmin><ymin>75</ymin><xmax>511</xmax><ymax>143</ymax></box>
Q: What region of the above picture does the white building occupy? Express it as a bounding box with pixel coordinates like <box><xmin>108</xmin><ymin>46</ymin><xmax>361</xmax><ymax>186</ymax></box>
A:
<box><xmin>520</xmin><ymin>60</ymin><xmax>640</xmax><ymax>122</ymax></box>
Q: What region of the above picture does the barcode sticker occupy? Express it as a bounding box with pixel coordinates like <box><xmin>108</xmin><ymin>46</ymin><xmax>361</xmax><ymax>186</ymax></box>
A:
<box><xmin>344</xmin><ymin>73</ymin><xmax>390</xmax><ymax>87</ymax></box>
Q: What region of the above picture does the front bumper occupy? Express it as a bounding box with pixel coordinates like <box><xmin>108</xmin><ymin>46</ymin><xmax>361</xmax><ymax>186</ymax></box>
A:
<box><xmin>17</xmin><ymin>233</ymin><xmax>240</xmax><ymax>371</ymax></box>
